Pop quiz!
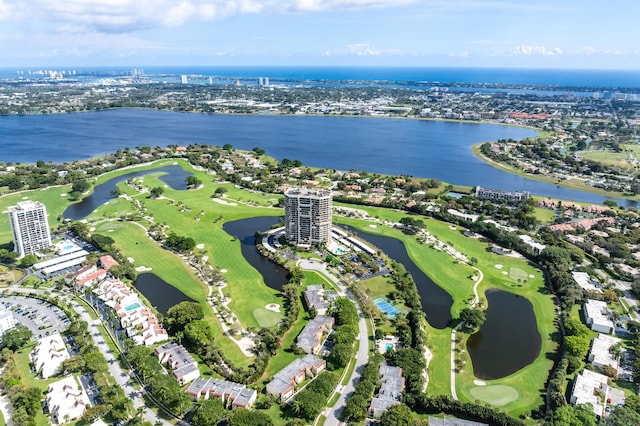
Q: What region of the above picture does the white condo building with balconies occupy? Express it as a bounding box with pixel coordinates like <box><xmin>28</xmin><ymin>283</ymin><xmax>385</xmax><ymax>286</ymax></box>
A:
<box><xmin>8</xmin><ymin>200</ymin><xmax>52</xmax><ymax>258</ymax></box>
<box><xmin>284</xmin><ymin>188</ymin><xmax>332</xmax><ymax>247</ymax></box>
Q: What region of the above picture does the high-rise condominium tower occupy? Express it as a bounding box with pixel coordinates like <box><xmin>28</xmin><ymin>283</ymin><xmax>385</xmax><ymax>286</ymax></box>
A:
<box><xmin>8</xmin><ymin>201</ymin><xmax>52</xmax><ymax>258</ymax></box>
<box><xmin>284</xmin><ymin>188</ymin><xmax>332</xmax><ymax>247</ymax></box>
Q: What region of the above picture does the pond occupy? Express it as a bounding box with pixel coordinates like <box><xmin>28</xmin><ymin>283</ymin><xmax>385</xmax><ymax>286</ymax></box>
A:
<box><xmin>466</xmin><ymin>288</ymin><xmax>541</xmax><ymax>380</ymax></box>
<box><xmin>133</xmin><ymin>272</ymin><xmax>195</xmax><ymax>315</ymax></box>
<box><xmin>63</xmin><ymin>165</ymin><xmax>192</xmax><ymax>220</ymax></box>
<box><xmin>223</xmin><ymin>216</ymin><xmax>290</xmax><ymax>291</ymax></box>
<box><xmin>343</xmin><ymin>225</ymin><xmax>453</xmax><ymax>329</ymax></box>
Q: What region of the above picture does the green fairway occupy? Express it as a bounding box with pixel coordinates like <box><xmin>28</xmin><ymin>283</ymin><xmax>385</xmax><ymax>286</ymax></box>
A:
<box><xmin>469</xmin><ymin>385</ymin><xmax>519</xmax><ymax>406</ymax></box>
<box><xmin>253</xmin><ymin>308</ymin><xmax>283</xmax><ymax>328</ymax></box>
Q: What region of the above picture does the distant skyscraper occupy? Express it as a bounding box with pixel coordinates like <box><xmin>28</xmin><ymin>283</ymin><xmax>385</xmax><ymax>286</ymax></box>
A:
<box><xmin>284</xmin><ymin>188</ymin><xmax>332</xmax><ymax>247</ymax></box>
<box><xmin>8</xmin><ymin>201</ymin><xmax>52</xmax><ymax>258</ymax></box>
<box><xmin>208</xmin><ymin>77</ymin><xmax>213</xmax><ymax>85</ymax></box>
<box><xmin>258</xmin><ymin>77</ymin><xmax>264</xmax><ymax>86</ymax></box>
<box><xmin>264</xmin><ymin>77</ymin><xmax>269</xmax><ymax>86</ymax></box>
<box><xmin>181</xmin><ymin>75</ymin><xmax>188</xmax><ymax>84</ymax></box>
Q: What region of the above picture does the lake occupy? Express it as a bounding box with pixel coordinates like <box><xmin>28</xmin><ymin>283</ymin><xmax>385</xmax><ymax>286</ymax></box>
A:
<box><xmin>466</xmin><ymin>289</ymin><xmax>541</xmax><ymax>380</ymax></box>
<box><xmin>133</xmin><ymin>272</ymin><xmax>195</xmax><ymax>315</ymax></box>
<box><xmin>223</xmin><ymin>216</ymin><xmax>290</xmax><ymax>291</ymax></box>
<box><xmin>1</xmin><ymin>109</ymin><xmax>630</xmax><ymax>205</ymax></box>
<box><xmin>63</xmin><ymin>165</ymin><xmax>192</xmax><ymax>220</ymax></box>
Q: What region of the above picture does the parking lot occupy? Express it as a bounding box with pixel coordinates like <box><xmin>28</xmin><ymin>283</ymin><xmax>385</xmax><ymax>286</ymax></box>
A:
<box><xmin>1</xmin><ymin>294</ymin><xmax>70</xmax><ymax>339</ymax></box>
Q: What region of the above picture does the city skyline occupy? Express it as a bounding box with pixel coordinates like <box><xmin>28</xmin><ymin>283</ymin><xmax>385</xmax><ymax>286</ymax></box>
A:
<box><xmin>0</xmin><ymin>0</ymin><xmax>638</xmax><ymax>69</ymax></box>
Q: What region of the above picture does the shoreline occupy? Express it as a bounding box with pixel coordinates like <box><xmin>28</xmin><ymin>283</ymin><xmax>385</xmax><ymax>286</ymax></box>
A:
<box><xmin>470</xmin><ymin>143</ymin><xmax>639</xmax><ymax>202</ymax></box>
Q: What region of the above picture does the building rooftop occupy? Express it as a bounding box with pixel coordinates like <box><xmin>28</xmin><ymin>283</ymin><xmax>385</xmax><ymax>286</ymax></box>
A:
<box><xmin>30</xmin><ymin>332</ymin><xmax>70</xmax><ymax>379</ymax></box>
<box><xmin>589</xmin><ymin>334</ymin><xmax>623</xmax><ymax>370</ymax></box>
<box><xmin>584</xmin><ymin>299</ymin><xmax>614</xmax><ymax>330</ymax></box>
<box><xmin>572</xmin><ymin>271</ymin><xmax>602</xmax><ymax>293</ymax></box>
<box><xmin>296</xmin><ymin>315</ymin><xmax>333</xmax><ymax>354</ymax></box>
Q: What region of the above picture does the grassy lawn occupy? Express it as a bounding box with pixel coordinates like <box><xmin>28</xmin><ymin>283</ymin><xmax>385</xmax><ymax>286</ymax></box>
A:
<box><xmin>580</xmin><ymin>144</ymin><xmax>640</xmax><ymax>172</ymax></box>
<box><xmin>359</xmin><ymin>274</ymin><xmax>395</xmax><ymax>298</ymax></box>
<box><xmin>532</xmin><ymin>206</ymin><xmax>557</xmax><ymax>224</ymax></box>
<box><xmin>0</xmin><ymin>265</ymin><xmax>23</xmax><ymax>286</ymax></box>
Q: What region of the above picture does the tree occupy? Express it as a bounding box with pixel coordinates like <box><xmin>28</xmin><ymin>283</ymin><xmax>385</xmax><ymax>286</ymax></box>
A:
<box><xmin>186</xmin><ymin>175</ymin><xmax>202</xmax><ymax>188</ymax></box>
<box><xmin>328</xmin><ymin>342</ymin><xmax>352</xmax><ymax>368</ymax></box>
<box><xmin>0</xmin><ymin>325</ymin><xmax>32</xmax><ymax>350</ymax></box>
<box><xmin>150</xmin><ymin>186</ymin><xmax>164</xmax><ymax>198</ymax></box>
<box><xmin>184</xmin><ymin>319</ymin><xmax>214</xmax><ymax>348</ymax></box>
<box><xmin>90</xmin><ymin>233</ymin><xmax>115</xmax><ymax>251</ymax></box>
<box><xmin>600</xmin><ymin>364</ymin><xmax>618</xmax><ymax>378</ymax></box>
<box><xmin>380</xmin><ymin>403</ymin><xmax>414</xmax><ymax>426</ymax></box>
<box><xmin>564</xmin><ymin>335</ymin><xmax>590</xmax><ymax>359</ymax></box>
<box><xmin>223</xmin><ymin>143</ymin><xmax>233</xmax><ymax>152</ymax></box>
<box><xmin>459</xmin><ymin>308</ymin><xmax>486</xmax><ymax>331</ymax></box>
<box><xmin>550</xmin><ymin>404</ymin><xmax>597</xmax><ymax>426</ymax></box>
<box><xmin>71</xmin><ymin>179</ymin><xmax>91</xmax><ymax>193</ymax></box>
<box><xmin>191</xmin><ymin>398</ymin><xmax>225</xmax><ymax>426</ymax></box>
<box><xmin>214</xmin><ymin>187</ymin><xmax>227</xmax><ymax>196</ymax></box>
<box><xmin>252</xmin><ymin>146</ymin><xmax>265</xmax><ymax>156</ymax></box>
<box><xmin>165</xmin><ymin>301</ymin><xmax>204</xmax><ymax>334</ymax></box>
<box><xmin>20</xmin><ymin>254</ymin><xmax>38</xmax><ymax>267</ymax></box>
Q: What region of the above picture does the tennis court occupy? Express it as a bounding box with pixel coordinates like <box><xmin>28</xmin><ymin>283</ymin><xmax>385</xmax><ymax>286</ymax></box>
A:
<box><xmin>373</xmin><ymin>296</ymin><xmax>400</xmax><ymax>318</ymax></box>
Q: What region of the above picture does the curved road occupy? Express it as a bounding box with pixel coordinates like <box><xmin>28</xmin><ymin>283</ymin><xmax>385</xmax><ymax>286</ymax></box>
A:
<box><xmin>298</xmin><ymin>260</ymin><xmax>369</xmax><ymax>426</ymax></box>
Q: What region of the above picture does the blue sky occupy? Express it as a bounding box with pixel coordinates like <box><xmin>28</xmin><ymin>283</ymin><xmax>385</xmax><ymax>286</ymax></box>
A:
<box><xmin>0</xmin><ymin>0</ymin><xmax>638</xmax><ymax>69</ymax></box>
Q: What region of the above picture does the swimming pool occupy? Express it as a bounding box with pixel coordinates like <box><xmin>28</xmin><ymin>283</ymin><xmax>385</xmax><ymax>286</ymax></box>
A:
<box><xmin>385</xmin><ymin>343</ymin><xmax>394</xmax><ymax>352</ymax></box>
<box><xmin>63</xmin><ymin>245</ymin><xmax>74</xmax><ymax>250</ymax></box>
<box><xmin>125</xmin><ymin>303</ymin><xmax>141</xmax><ymax>311</ymax></box>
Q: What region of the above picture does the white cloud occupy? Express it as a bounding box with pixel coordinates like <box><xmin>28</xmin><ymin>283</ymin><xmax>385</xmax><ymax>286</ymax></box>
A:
<box><xmin>0</xmin><ymin>0</ymin><xmax>418</xmax><ymax>32</ymax></box>
<box><xmin>347</xmin><ymin>43</ymin><xmax>382</xmax><ymax>56</ymax></box>
<box><xmin>512</xmin><ymin>45</ymin><xmax>563</xmax><ymax>56</ymax></box>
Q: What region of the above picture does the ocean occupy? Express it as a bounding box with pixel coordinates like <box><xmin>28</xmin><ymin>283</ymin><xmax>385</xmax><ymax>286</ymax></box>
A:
<box><xmin>1</xmin><ymin>66</ymin><xmax>639</xmax><ymax>90</ymax></box>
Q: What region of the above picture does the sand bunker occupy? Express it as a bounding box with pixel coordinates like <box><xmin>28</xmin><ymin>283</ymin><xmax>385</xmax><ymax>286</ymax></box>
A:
<box><xmin>495</xmin><ymin>264</ymin><xmax>504</xmax><ymax>269</ymax></box>
<box><xmin>529</xmin><ymin>274</ymin><xmax>535</xmax><ymax>278</ymax></box>
<box><xmin>449</xmin><ymin>225</ymin><xmax>457</xmax><ymax>230</ymax></box>
<box><xmin>220</xmin><ymin>269</ymin><xmax>227</xmax><ymax>273</ymax></box>
<box><xmin>212</xmin><ymin>198</ymin><xmax>238</xmax><ymax>206</ymax></box>
<box><xmin>60</xmin><ymin>193</ymin><xmax>67</xmax><ymax>197</ymax></box>
<box><xmin>502</xmin><ymin>271</ymin><xmax>509</xmax><ymax>275</ymax></box>
<box><xmin>474</xmin><ymin>380</ymin><xmax>486</xmax><ymax>386</ymax></box>
<box><xmin>135</xmin><ymin>266</ymin><xmax>152</xmax><ymax>272</ymax></box>
<box><xmin>196</xmin><ymin>244</ymin><xmax>205</xmax><ymax>249</ymax></box>
<box><xmin>265</xmin><ymin>303</ymin><xmax>281</xmax><ymax>313</ymax></box>
<box><xmin>127</xmin><ymin>257</ymin><xmax>135</xmax><ymax>263</ymax></box>
<box><xmin>369</xmin><ymin>224</ymin><xmax>378</xmax><ymax>228</ymax></box>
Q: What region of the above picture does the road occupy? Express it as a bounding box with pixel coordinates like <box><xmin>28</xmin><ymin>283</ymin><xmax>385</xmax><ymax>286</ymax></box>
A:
<box><xmin>298</xmin><ymin>259</ymin><xmax>370</xmax><ymax>426</ymax></box>
<box><xmin>8</xmin><ymin>287</ymin><xmax>174</xmax><ymax>425</ymax></box>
